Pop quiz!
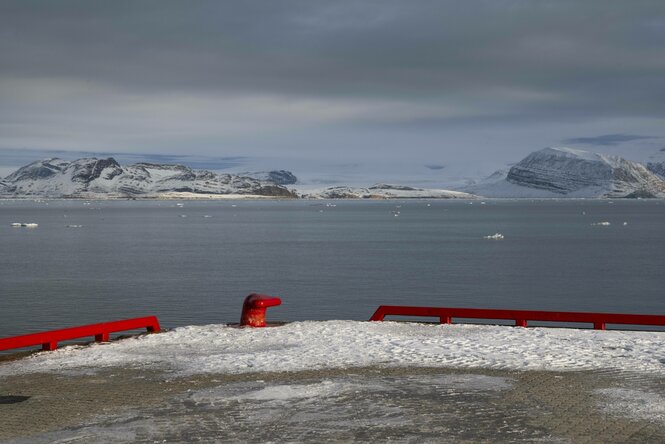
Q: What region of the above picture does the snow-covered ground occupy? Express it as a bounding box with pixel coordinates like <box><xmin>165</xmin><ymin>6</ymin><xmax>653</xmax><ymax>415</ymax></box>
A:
<box><xmin>2</xmin><ymin>321</ymin><xmax>664</xmax><ymax>377</ymax></box>
<box><xmin>297</xmin><ymin>184</ymin><xmax>475</xmax><ymax>199</ymax></box>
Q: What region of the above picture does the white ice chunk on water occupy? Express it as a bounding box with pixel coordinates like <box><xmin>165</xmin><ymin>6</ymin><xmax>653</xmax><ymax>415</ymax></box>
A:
<box><xmin>591</xmin><ymin>221</ymin><xmax>611</xmax><ymax>226</ymax></box>
<box><xmin>484</xmin><ymin>233</ymin><xmax>504</xmax><ymax>239</ymax></box>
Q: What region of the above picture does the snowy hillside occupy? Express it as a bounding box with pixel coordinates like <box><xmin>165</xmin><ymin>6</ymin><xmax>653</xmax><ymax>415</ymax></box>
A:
<box><xmin>468</xmin><ymin>147</ymin><xmax>665</xmax><ymax>198</ymax></box>
<box><xmin>646</xmin><ymin>148</ymin><xmax>665</xmax><ymax>180</ymax></box>
<box><xmin>1</xmin><ymin>158</ymin><xmax>298</xmax><ymax>198</ymax></box>
<box><xmin>238</xmin><ymin>170</ymin><xmax>298</xmax><ymax>185</ymax></box>
<box><xmin>305</xmin><ymin>184</ymin><xmax>475</xmax><ymax>199</ymax></box>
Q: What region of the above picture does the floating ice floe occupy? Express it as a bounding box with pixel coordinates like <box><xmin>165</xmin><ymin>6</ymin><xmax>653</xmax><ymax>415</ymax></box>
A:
<box><xmin>66</xmin><ymin>225</ymin><xmax>83</xmax><ymax>228</ymax></box>
<box><xmin>484</xmin><ymin>233</ymin><xmax>504</xmax><ymax>240</ymax></box>
<box><xmin>591</xmin><ymin>222</ymin><xmax>611</xmax><ymax>226</ymax></box>
<box><xmin>11</xmin><ymin>222</ymin><xmax>38</xmax><ymax>228</ymax></box>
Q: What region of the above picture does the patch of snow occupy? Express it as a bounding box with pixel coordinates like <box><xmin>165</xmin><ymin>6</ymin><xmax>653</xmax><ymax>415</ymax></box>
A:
<box><xmin>189</xmin><ymin>374</ymin><xmax>512</xmax><ymax>406</ymax></box>
<box><xmin>2</xmin><ymin>321</ymin><xmax>664</xmax><ymax>377</ymax></box>
<box><xmin>596</xmin><ymin>388</ymin><xmax>665</xmax><ymax>423</ymax></box>
<box><xmin>304</xmin><ymin>184</ymin><xmax>476</xmax><ymax>199</ymax></box>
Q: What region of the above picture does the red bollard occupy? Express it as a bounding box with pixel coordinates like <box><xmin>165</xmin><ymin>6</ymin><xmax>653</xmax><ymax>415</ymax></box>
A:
<box><xmin>240</xmin><ymin>293</ymin><xmax>282</xmax><ymax>327</ymax></box>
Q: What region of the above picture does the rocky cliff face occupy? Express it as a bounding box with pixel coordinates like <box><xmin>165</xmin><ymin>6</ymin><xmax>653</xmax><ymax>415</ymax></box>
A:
<box><xmin>505</xmin><ymin>147</ymin><xmax>665</xmax><ymax>197</ymax></box>
<box><xmin>1</xmin><ymin>158</ymin><xmax>298</xmax><ymax>198</ymax></box>
<box><xmin>647</xmin><ymin>162</ymin><xmax>665</xmax><ymax>180</ymax></box>
<box><xmin>646</xmin><ymin>148</ymin><xmax>665</xmax><ymax>180</ymax></box>
<box><xmin>240</xmin><ymin>170</ymin><xmax>298</xmax><ymax>185</ymax></box>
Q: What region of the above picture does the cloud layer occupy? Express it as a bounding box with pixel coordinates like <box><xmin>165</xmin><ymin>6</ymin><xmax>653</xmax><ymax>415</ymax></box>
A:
<box><xmin>1</xmin><ymin>1</ymin><xmax>665</xmax><ymax>182</ymax></box>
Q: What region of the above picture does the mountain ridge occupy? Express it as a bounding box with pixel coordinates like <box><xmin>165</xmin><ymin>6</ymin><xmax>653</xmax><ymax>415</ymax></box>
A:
<box><xmin>1</xmin><ymin>157</ymin><xmax>297</xmax><ymax>198</ymax></box>
<box><xmin>469</xmin><ymin>147</ymin><xmax>665</xmax><ymax>198</ymax></box>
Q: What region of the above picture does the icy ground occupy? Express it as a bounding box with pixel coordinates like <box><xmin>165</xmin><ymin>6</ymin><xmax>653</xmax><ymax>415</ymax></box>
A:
<box><xmin>2</xmin><ymin>321</ymin><xmax>664</xmax><ymax>377</ymax></box>
<box><xmin>3</xmin><ymin>321</ymin><xmax>665</xmax><ymax>442</ymax></box>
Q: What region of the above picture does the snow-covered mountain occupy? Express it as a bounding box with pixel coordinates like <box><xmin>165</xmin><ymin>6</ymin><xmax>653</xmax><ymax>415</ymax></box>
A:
<box><xmin>237</xmin><ymin>170</ymin><xmax>298</xmax><ymax>185</ymax></box>
<box><xmin>468</xmin><ymin>147</ymin><xmax>665</xmax><ymax>198</ymax></box>
<box><xmin>1</xmin><ymin>158</ymin><xmax>297</xmax><ymax>198</ymax></box>
<box><xmin>646</xmin><ymin>148</ymin><xmax>665</xmax><ymax>180</ymax></box>
<box><xmin>305</xmin><ymin>184</ymin><xmax>475</xmax><ymax>199</ymax></box>
<box><xmin>647</xmin><ymin>162</ymin><xmax>665</xmax><ymax>180</ymax></box>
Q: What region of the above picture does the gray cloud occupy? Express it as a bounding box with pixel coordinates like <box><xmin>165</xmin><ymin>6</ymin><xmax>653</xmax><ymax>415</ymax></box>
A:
<box><xmin>1</xmin><ymin>1</ymin><xmax>665</xmax><ymax>184</ymax></box>
<box><xmin>0</xmin><ymin>148</ymin><xmax>248</xmax><ymax>171</ymax></box>
<box><xmin>562</xmin><ymin>134</ymin><xmax>660</xmax><ymax>146</ymax></box>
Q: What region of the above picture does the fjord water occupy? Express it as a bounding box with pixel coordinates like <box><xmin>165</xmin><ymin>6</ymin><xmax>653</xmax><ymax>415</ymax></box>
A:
<box><xmin>1</xmin><ymin>199</ymin><xmax>664</xmax><ymax>337</ymax></box>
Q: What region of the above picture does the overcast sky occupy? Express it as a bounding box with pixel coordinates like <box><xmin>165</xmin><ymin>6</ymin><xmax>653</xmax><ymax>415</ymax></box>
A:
<box><xmin>1</xmin><ymin>1</ymin><xmax>665</xmax><ymax>184</ymax></box>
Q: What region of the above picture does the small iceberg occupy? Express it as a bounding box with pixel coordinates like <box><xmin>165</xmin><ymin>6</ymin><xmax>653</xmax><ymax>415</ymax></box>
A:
<box><xmin>484</xmin><ymin>233</ymin><xmax>504</xmax><ymax>240</ymax></box>
<box><xmin>66</xmin><ymin>224</ymin><xmax>83</xmax><ymax>228</ymax></box>
<box><xmin>11</xmin><ymin>222</ymin><xmax>38</xmax><ymax>228</ymax></box>
<box><xmin>591</xmin><ymin>222</ymin><xmax>611</xmax><ymax>226</ymax></box>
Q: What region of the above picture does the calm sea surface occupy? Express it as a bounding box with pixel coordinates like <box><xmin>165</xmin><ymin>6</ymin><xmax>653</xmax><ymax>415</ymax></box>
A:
<box><xmin>1</xmin><ymin>199</ymin><xmax>664</xmax><ymax>338</ymax></box>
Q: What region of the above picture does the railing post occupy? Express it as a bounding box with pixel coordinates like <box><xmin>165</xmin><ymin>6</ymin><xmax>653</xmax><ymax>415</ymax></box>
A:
<box><xmin>594</xmin><ymin>322</ymin><xmax>606</xmax><ymax>330</ymax></box>
<box><xmin>369</xmin><ymin>306</ymin><xmax>387</xmax><ymax>321</ymax></box>
<box><xmin>42</xmin><ymin>341</ymin><xmax>57</xmax><ymax>351</ymax></box>
<box><xmin>440</xmin><ymin>316</ymin><xmax>452</xmax><ymax>324</ymax></box>
<box><xmin>515</xmin><ymin>319</ymin><xmax>527</xmax><ymax>327</ymax></box>
<box><xmin>95</xmin><ymin>332</ymin><xmax>110</xmax><ymax>342</ymax></box>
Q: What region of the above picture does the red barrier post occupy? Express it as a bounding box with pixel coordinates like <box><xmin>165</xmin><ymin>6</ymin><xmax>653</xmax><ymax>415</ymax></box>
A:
<box><xmin>240</xmin><ymin>294</ymin><xmax>282</xmax><ymax>327</ymax></box>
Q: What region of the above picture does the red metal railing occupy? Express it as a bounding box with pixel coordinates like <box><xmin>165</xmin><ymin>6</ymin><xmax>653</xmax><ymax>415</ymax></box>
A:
<box><xmin>369</xmin><ymin>306</ymin><xmax>665</xmax><ymax>330</ymax></box>
<box><xmin>0</xmin><ymin>316</ymin><xmax>161</xmax><ymax>352</ymax></box>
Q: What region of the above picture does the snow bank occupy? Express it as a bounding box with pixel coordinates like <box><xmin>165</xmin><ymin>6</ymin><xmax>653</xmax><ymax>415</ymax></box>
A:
<box><xmin>1</xmin><ymin>321</ymin><xmax>664</xmax><ymax>377</ymax></box>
